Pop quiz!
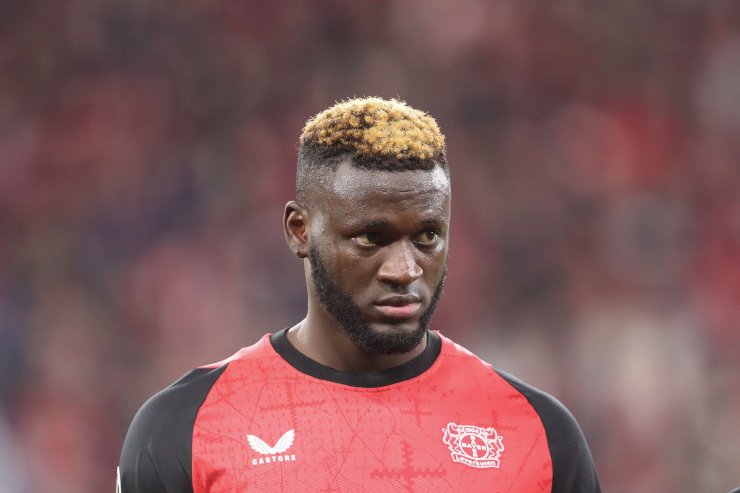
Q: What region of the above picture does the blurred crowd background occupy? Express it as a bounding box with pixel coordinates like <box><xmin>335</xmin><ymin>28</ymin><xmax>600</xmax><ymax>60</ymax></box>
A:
<box><xmin>1</xmin><ymin>1</ymin><xmax>739</xmax><ymax>491</ymax></box>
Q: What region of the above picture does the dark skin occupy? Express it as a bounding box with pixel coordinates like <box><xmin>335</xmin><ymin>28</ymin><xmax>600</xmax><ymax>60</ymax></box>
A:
<box><xmin>283</xmin><ymin>159</ymin><xmax>451</xmax><ymax>374</ymax></box>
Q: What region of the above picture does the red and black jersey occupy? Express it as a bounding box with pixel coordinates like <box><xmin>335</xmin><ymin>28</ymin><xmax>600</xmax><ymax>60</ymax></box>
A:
<box><xmin>118</xmin><ymin>330</ymin><xmax>600</xmax><ymax>492</ymax></box>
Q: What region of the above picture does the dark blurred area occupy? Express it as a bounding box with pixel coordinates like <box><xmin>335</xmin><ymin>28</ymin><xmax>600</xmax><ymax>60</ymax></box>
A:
<box><xmin>1</xmin><ymin>1</ymin><xmax>739</xmax><ymax>491</ymax></box>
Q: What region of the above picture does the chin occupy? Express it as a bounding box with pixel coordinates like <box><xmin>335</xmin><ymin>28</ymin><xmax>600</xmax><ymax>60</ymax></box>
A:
<box><xmin>370</xmin><ymin>320</ymin><xmax>421</xmax><ymax>335</ymax></box>
<box><xmin>351</xmin><ymin>321</ymin><xmax>426</xmax><ymax>355</ymax></box>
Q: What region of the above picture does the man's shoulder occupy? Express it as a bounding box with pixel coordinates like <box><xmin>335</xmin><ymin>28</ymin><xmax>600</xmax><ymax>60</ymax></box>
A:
<box><xmin>492</xmin><ymin>369</ymin><xmax>579</xmax><ymax>433</ymax></box>
<box><xmin>440</xmin><ymin>334</ymin><xmax>581</xmax><ymax>452</ymax></box>
<box><xmin>134</xmin><ymin>365</ymin><xmax>229</xmax><ymax>429</ymax></box>
<box><xmin>121</xmin><ymin>365</ymin><xmax>230</xmax><ymax>463</ymax></box>
<box><xmin>129</xmin><ymin>333</ymin><xmax>274</xmax><ymax>429</ymax></box>
<box><xmin>119</xmin><ymin>334</ymin><xmax>274</xmax><ymax>492</ymax></box>
<box><xmin>436</xmin><ymin>333</ymin><xmax>600</xmax><ymax>492</ymax></box>
<box><xmin>436</xmin><ymin>333</ymin><xmax>576</xmax><ymax>427</ymax></box>
<box><xmin>118</xmin><ymin>365</ymin><xmax>230</xmax><ymax>492</ymax></box>
<box><xmin>495</xmin><ymin>370</ymin><xmax>601</xmax><ymax>493</ymax></box>
<box><xmin>437</xmin><ymin>334</ymin><xmax>571</xmax><ymax>411</ymax></box>
<box><xmin>493</xmin><ymin>370</ymin><xmax>601</xmax><ymax>492</ymax></box>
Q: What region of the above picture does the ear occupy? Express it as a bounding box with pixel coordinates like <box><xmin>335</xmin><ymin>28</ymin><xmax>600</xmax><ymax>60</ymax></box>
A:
<box><xmin>284</xmin><ymin>201</ymin><xmax>309</xmax><ymax>258</ymax></box>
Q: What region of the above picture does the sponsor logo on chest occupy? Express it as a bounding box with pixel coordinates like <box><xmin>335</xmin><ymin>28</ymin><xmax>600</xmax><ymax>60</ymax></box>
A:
<box><xmin>247</xmin><ymin>429</ymin><xmax>297</xmax><ymax>466</ymax></box>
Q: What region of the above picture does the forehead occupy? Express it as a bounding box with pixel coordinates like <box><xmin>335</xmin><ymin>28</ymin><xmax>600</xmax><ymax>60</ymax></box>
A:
<box><xmin>321</xmin><ymin>160</ymin><xmax>451</xmax><ymax>218</ymax></box>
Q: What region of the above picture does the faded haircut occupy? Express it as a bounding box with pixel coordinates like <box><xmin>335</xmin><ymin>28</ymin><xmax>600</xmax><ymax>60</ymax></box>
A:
<box><xmin>296</xmin><ymin>97</ymin><xmax>448</xmax><ymax>204</ymax></box>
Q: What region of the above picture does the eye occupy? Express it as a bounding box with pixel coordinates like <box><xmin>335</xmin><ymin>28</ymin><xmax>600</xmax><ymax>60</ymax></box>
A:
<box><xmin>413</xmin><ymin>230</ymin><xmax>439</xmax><ymax>246</ymax></box>
<box><xmin>353</xmin><ymin>232</ymin><xmax>381</xmax><ymax>247</ymax></box>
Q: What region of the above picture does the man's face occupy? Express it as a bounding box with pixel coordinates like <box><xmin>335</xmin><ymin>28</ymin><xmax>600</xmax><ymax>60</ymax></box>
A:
<box><xmin>307</xmin><ymin>160</ymin><xmax>451</xmax><ymax>354</ymax></box>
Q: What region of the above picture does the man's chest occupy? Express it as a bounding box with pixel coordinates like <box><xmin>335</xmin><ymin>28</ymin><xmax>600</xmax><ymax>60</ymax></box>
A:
<box><xmin>191</xmin><ymin>372</ymin><xmax>552</xmax><ymax>492</ymax></box>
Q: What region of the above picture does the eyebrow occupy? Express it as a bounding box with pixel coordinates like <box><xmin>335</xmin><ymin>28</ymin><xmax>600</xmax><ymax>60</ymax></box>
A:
<box><xmin>352</xmin><ymin>217</ymin><xmax>447</xmax><ymax>231</ymax></box>
<box><xmin>420</xmin><ymin>217</ymin><xmax>446</xmax><ymax>227</ymax></box>
<box><xmin>355</xmin><ymin>220</ymin><xmax>388</xmax><ymax>230</ymax></box>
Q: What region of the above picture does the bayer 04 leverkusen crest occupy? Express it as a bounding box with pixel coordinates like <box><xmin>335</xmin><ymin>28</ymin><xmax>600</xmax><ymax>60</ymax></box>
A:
<box><xmin>442</xmin><ymin>422</ymin><xmax>505</xmax><ymax>469</ymax></box>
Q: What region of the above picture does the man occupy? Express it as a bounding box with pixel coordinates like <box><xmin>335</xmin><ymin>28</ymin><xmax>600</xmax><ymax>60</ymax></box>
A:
<box><xmin>118</xmin><ymin>97</ymin><xmax>601</xmax><ymax>492</ymax></box>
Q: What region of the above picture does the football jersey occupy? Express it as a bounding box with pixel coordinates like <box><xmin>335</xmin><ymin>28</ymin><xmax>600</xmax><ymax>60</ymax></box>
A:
<box><xmin>118</xmin><ymin>329</ymin><xmax>600</xmax><ymax>492</ymax></box>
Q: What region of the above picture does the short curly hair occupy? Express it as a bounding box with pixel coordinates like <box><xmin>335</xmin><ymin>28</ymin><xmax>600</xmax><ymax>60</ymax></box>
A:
<box><xmin>296</xmin><ymin>97</ymin><xmax>448</xmax><ymax>203</ymax></box>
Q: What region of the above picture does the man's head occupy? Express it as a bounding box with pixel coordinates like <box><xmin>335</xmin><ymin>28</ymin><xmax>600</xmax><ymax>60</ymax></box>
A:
<box><xmin>285</xmin><ymin>97</ymin><xmax>451</xmax><ymax>355</ymax></box>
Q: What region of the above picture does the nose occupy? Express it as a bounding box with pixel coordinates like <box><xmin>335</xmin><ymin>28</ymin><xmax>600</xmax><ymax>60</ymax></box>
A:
<box><xmin>377</xmin><ymin>240</ymin><xmax>423</xmax><ymax>287</ymax></box>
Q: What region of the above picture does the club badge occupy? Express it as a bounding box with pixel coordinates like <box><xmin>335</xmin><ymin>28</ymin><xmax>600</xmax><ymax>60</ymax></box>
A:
<box><xmin>442</xmin><ymin>422</ymin><xmax>504</xmax><ymax>469</ymax></box>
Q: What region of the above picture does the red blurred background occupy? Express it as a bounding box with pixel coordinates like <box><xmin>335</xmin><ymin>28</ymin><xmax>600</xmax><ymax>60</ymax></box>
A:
<box><xmin>1</xmin><ymin>1</ymin><xmax>739</xmax><ymax>491</ymax></box>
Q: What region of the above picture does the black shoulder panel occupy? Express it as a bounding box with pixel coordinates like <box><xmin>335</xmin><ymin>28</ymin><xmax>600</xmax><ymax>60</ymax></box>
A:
<box><xmin>495</xmin><ymin>369</ymin><xmax>601</xmax><ymax>493</ymax></box>
<box><xmin>119</xmin><ymin>365</ymin><xmax>228</xmax><ymax>493</ymax></box>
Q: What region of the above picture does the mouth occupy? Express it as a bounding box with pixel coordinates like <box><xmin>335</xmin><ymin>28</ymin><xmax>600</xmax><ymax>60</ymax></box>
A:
<box><xmin>374</xmin><ymin>295</ymin><xmax>422</xmax><ymax>320</ymax></box>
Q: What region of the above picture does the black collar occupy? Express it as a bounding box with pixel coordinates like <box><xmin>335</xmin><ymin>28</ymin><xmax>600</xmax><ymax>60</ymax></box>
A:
<box><xmin>270</xmin><ymin>328</ymin><xmax>441</xmax><ymax>388</ymax></box>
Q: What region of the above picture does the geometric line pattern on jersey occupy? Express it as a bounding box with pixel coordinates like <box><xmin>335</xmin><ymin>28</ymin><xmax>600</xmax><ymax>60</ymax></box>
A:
<box><xmin>370</xmin><ymin>440</ymin><xmax>447</xmax><ymax>493</ymax></box>
<box><xmin>247</xmin><ymin>429</ymin><xmax>295</xmax><ymax>455</ymax></box>
<box><xmin>259</xmin><ymin>381</ymin><xmax>325</xmax><ymax>424</ymax></box>
<box><xmin>400</xmin><ymin>397</ymin><xmax>433</xmax><ymax>427</ymax></box>
<box><xmin>488</xmin><ymin>395</ymin><xmax>517</xmax><ymax>433</ymax></box>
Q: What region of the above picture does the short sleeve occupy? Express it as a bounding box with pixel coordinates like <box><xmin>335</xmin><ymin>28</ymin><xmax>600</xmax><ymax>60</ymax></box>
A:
<box><xmin>496</xmin><ymin>369</ymin><xmax>601</xmax><ymax>493</ymax></box>
<box><xmin>118</xmin><ymin>366</ymin><xmax>227</xmax><ymax>493</ymax></box>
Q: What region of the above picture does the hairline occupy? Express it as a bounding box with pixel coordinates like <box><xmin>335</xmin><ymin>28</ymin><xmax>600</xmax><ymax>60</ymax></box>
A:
<box><xmin>296</xmin><ymin>152</ymin><xmax>450</xmax><ymax>207</ymax></box>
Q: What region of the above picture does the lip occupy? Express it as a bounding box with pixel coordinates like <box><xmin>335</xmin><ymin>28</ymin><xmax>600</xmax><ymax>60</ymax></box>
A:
<box><xmin>374</xmin><ymin>295</ymin><xmax>422</xmax><ymax>320</ymax></box>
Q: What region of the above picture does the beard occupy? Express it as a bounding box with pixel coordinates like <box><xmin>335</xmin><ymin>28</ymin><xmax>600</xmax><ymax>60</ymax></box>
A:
<box><xmin>308</xmin><ymin>244</ymin><xmax>446</xmax><ymax>355</ymax></box>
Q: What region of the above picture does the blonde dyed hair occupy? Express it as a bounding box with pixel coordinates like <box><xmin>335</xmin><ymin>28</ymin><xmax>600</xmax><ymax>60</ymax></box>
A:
<box><xmin>300</xmin><ymin>97</ymin><xmax>446</xmax><ymax>162</ymax></box>
<box><xmin>296</xmin><ymin>97</ymin><xmax>448</xmax><ymax>203</ymax></box>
